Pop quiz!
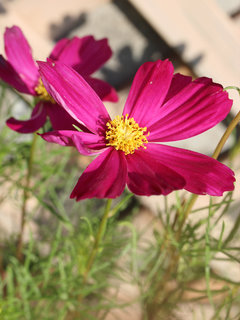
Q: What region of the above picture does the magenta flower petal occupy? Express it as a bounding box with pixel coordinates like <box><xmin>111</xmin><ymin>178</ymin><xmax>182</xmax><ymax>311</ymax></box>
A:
<box><xmin>38</xmin><ymin>60</ymin><xmax>110</xmax><ymax>134</ymax></box>
<box><xmin>4</xmin><ymin>26</ymin><xmax>39</xmax><ymax>91</ymax></box>
<box><xmin>148</xmin><ymin>144</ymin><xmax>235</xmax><ymax>196</ymax></box>
<box><xmin>6</xmin><ymin>102</ymin><xmax>47</xmax><ymax>133</ymax></box>
<box><xmin>48</xmin><ymin>38</ymin><xmax>69</xmax><ymax>60</ymax></box>
<box><xmin>0</xmin><ymin>55</ymin><xmax>34</xmax><ymax>94</ymax></box>
<box><xmin>71</xmin><ymin>148</ymin><xmax>127</xmax><ymax>200</ymax></box>
<box><xmin>85</xmin><ymin>76</ymin><xmax>118</xmax><ymax>102</ymax></box>
<box><xmin>148</xmin><ymin>77</ymin><xmax>232</xmax><ymax>142</ymax></box>
<box><xmin>49</xmin><ymin>36</ymin><xmax>112</xmax><ymax>76</ymax></box>
<box><xmin>40</xmin><ymin>130</ymin><xmax>106</xmax><ymax>156</ymax></box>
<box><xmin>126</xmin><ymin>148</ymin><xmax>186</xmax><ymax>196</ymax></box>
<box><xmin>45</xmin><ymin>102</ymin><xmax>89</xmax><ymax>132</ymax></box>
<box><xmin>49</xmin><ymin>37</ymin><xmax>117</xmax><ymax>102</ymax></box>
<box><xmin>163</xmin><ymin>73</ymin><xmax>192</xmax><ymax>104</ymax></box>
<box><xmin>122</xmin><ymin>60</ymin><xmax>174</xmax><ymax>127</ymax></box>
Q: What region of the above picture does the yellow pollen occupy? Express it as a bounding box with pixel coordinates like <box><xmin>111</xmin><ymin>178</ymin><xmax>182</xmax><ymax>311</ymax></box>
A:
<box><xmin>35</xmin><ymin>78</ymin><xmax>55</xmax><ymax>103</ymax></box>
<box><xmin>105</xmin><ymin>114</ymin><xmax>149</xmax><ymax>155</ymax></box>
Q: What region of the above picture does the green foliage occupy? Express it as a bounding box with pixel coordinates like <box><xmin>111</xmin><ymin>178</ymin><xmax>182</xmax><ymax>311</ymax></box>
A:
<box><xmin>0</xmin><ymin>216</ymin><xmax>134</xmax><ymax>320</ymax></box>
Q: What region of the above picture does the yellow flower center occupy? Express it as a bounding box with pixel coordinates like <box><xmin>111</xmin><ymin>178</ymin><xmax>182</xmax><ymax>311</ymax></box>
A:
<box><xmin>35</xmin><ymin>78</ymin><xmax>55</xmax><ymax>103</ymax></box>
<box><xmin>105</xmin><ymin>114</ymin><xmax>149</xmax><ymax>155</ymax></box>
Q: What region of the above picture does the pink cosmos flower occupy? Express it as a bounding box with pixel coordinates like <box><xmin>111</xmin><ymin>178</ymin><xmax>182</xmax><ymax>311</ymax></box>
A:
<box><xmin>38</xmin><ymin>59</ymin><xmax>235</xmax><ymax>200</ymax></box>
<box><xmin>0</xmin><ymin>25</ymin><xmax>118</xmax><ymax>133</ymax></box>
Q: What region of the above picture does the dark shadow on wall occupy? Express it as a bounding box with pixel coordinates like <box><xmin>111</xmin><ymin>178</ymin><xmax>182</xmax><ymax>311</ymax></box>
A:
<box><xmin>49</xmin><ymin>13</ymin><xmax>87</xmax><ymax>42</ymax></box>
<box><xmin>47</xmin><ymin>0</ymin><xmax>203</xmax><ymax>89</ymax></box>
<box><xmin>47</xmin><ymin>0</ymin><xmax>180</xmax><ymax>88</ymax></box>
<box><xmin>99</xmin><ymin>0</ymin><xmax>176</xmax><ymax>87</ymax></box>
<box><xmin>174</xmin><ymin>43</ymin><xmax>203</xmax><ymax>72</ymax></box>
<box><xmin>0</xmin><ymin>0</ymin><xmax>15</xmax><ymax>14</ymax></box>
<box><xmin>113</xmin><ymin>0</ymin><xmax>172</xmax><ymax>58</ymax></box>
<box><xmin>0</xmin><ymin>3</ymin><xmax>6</xmax><ymax>14</ymax></box>
<box><xmin>100</xmin><ymin>44</ymin><xmax>165</xmax><ymax>89</ymax></box>
<box><xmin>100</xmin><ymin>0</ymin><xmax>203</xmax><ymax>88</ymax></box>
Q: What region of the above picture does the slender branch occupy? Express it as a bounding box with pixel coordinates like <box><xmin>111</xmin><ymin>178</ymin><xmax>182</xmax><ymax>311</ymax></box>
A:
<box><xmin>212</xmin><ymin>110</ymin><xmax>240</xmax><ymax>160</ymax></box>
<box><xmin>67</xmin><ymin>198</ymin><xmax>120</xmax><ymax>318</ymax></box>
<box><xmin>224</xmin><ymin>86</ymin><xmax>240</xmax><ymax>94</ymax></box>
<box><xmin>16</xmin><ymin>133</ymin><xmax>38</xmax><ymax>261</ymax></box>
<box><xmin>83</xmin><ymin>198</ymin><xmax>112</xmax><ymax>282</ymax></box>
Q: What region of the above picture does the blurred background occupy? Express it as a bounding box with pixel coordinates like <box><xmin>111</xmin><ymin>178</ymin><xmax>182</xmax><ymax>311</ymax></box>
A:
<box><xmin>1</xmin><ymin>0</ymin><xmax>239</xmax><ymax>152</ymax></box>
<box><xmin>0</xmin><ymin>0</ymin><xmax>239</xmax><ymax>89</ymax></box>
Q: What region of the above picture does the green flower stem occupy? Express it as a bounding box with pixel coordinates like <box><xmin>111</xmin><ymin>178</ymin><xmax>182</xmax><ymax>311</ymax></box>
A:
<box><xmin>69</xmin><ymin>198</ymin><xmax>123</xmax><ymax>318</ymax></box>
<box><xmin>16</xmin><ymin>133</ymin><xmax>38</xmax><ymax>262</ymax></box>
<box><xmin>212</xmin><ymin>109</ymin><xmax>240</xmax><ymax>159</ymax></box>
<box><xmin>83</xmin><ymin>198</ymin><xmax>113</xmax><ymax>282</ymax></box>
<box><xmin>108</xmin><ymin>193</ymin><xmax>133</xmax><ymax>217</ymax></box>
<box><xmin>224</xmin><ymin>86</ymin><xmax>240</xmax><ymax>94</ymax></box>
